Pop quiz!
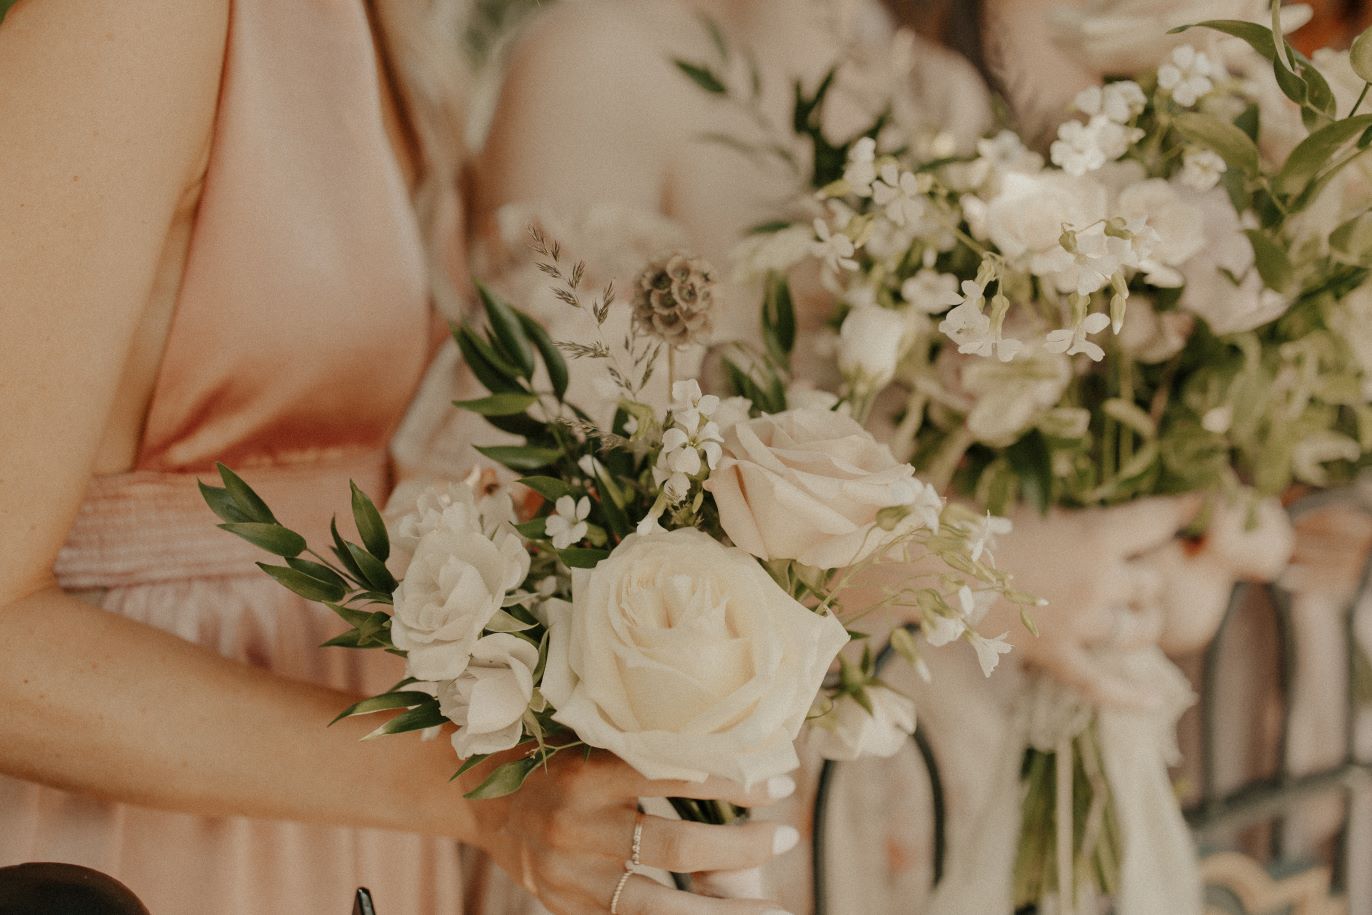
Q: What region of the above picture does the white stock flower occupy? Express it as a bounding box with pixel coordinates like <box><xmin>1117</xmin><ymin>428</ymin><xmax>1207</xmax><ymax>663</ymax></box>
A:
<box><xmin>437</xmin><ymin>633</ymin><xmax>539</xmax><ymax>758</ymax></box>
<box><xmin>541</xmin><ymin>529</ymin><xmax>850</xmax><ymax>784</ymax></box>
<box><xmin>968</xmin><ymin>631</ymin><xmax>1013</xmax><ymax>677</ymax></box>
<box><xmin>1179</xmin><ymin>148</ymin><xmax>1227</xmax><ymax>191</ymax></box>
<box><xmin>390</xmin><ymin>511</ymin><xmax>530</xmax><ymax>682</ymax></box>
<box><xmin>1158</xmin><ymin>46</ymin><xmax>1216</xmax><ymax>107</ymax></box>
<box><xmin>545</xmin><ymin>495</ymin><xmax>590</xmax><ymax>550</ymax></box>
<box><xmin>706</xmin><ymin>409</ymin><xmax>933</xmax><ymax>569</ymax></box>
<box><xmin>813</xmin><ymin>218</ymin><xmax>859</xmax><ymax>273</ymax></box>
<box><xmin>810</xmin><ymin>687</ymin><xmax>917</xmax><ymax>761</ymax></box>
<box><xmin>1044</xmin><ymin>312</ymin><xmax>1113</xmax><ymax>362</ymax></box>
<box><xmin>901</xmin><ymin>269</ymin><xmax>963</xmax><ymax>314</ymax></box>
<box><xmin>839</xmin><ymin>306</ymin><xmax>912</xmax><ymax>389</ymax></box>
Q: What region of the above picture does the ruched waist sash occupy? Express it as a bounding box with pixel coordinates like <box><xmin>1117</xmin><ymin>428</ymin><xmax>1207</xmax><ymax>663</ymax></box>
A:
<box><xmin>54</xmin><ymin>450</ymin><xmax>391</xmax><ymax>590</ymax></box>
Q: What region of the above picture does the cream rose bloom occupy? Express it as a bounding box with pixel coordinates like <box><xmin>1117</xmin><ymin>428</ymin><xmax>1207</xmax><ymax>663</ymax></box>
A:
<box><xmin>437</xmin><ymin>633</ymin><xmax>539</xmax><ymax>758</ymax></box>
<box><xmin>705</xmin><ymin>409</ymin><xmax>937</xmax><ymax>569</ymax></box>
<box><xmin>541</xmin><ymin>529</ymin><xmax>849</xmax><ymax>785</ymax></box>
<box><xmin>810</xmin><ymin>688</ymin><xmax>917</xmax><ymax>762</ymax></box>
<box><xmin>390</xmin><ymin>505</ymin><xmax>530</xmax><ymax>682</ymax></box>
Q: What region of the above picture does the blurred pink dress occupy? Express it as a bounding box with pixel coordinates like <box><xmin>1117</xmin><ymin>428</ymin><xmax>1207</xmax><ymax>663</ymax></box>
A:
<box><xmin>0</xmin><ymin>1</ymin><xmax>463</xmax><ymax>912</ymax></box>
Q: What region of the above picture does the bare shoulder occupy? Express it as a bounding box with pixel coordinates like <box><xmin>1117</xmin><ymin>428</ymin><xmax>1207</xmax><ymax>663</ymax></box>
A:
<box><xmin>0</xmin><ymin>0</ymin><xmax>229</xmax><ymax>162</ymax></box>
<box><xmin>503</xmin><ymin>0</ymin><xmax>715</xmax><ymax>102</ymax></box>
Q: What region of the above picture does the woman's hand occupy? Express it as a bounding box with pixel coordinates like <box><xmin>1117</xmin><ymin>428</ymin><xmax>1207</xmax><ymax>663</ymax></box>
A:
<box><xmin>469</xmin><ymin>750</ymin><xmax>797</xmax><ymax>915</ymax></box>
<box><xmin>984</xmin><ymin>496</ymin><xmax>1200</xmax><ymax>708</ymax></box>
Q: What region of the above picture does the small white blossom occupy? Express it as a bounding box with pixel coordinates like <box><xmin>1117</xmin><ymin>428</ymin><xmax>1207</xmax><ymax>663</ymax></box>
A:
<box><xmin>938</xmin><ymin>281</ymin><xmax>993</xmax><ymax>352</ymax></box>
<box><xmin>1074</xmin><ymin>81</ymin><xmax>1147</xmax><ymax>123</ymax></box>
<box><xmin>843</xmin><ymin>136</ymin><xmax>878</xmax><ymax>197</ymax></box>
<box><xmin>955</xmin><ymin>585</ymin><xmax>997</xmax><ymax>627</ymax></box>
<box><xmin>545</xmin><ymin>495</ymin><xmax>590</xmax><ymax>550</ymax></box>
<box><xmin>1051</xmin><ymin>117</ymin><xmax>1143</xmax><ymax>176</ymax></box>
<box><xmin>813</xmin><ymin>218</ymin><xmax>859</xmax><ymax>273</ymax></box>
<box><xmin>871</xmin><ymin>163</ymin><xmax>927</xmax><ymax>227</ymax></box>
<box><xmin>968</xmin><ymin>513</ymin><xmax>1013</xmax><ymax>563</ymax></box>
<box><xmin>923</xmin><ymin>610</ymin><xmax>966</xmax><ymax>647</ymax></box>
<box><xmin>968</xmin><ymin>631</ymin><xmax>1013</xmax><ymax>677</ymax></box>
<box><xmin>1044</xmin><ymin>311</ymin><xmax>1113</xmax><ymax>362</ymax></box>
<box><xmin>901</xmin><ymin>268</ymin><xmax>964</xmax><ymax>314</ymax></box>
<box><xmin>1158</xmin><ymin>45</ymin><xmax>1215</xmax><ymax>108</ymax></box>
<box><xmin>1036</xmin><ymin>223</ymin><xmax>1133</xmax><ymax>296</ymax></box>
<box><xmin>1179</xmin><ymin>147</ymin><xmax>1227</xmax><ymax>191</ymax></box>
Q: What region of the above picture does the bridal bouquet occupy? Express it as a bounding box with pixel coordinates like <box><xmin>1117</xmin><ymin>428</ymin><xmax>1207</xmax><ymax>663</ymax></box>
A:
<box><xmin>200</xmin><ymin>236</ymin><xmax>1030</xmax><ymax>824</ymax></box>
<box><xmin>681</xmin><ymin>4</ymin><xmax>1371</xmax><ymax>908</ymax></box>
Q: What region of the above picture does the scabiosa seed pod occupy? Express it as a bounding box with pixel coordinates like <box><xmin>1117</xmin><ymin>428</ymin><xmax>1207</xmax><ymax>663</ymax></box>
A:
<box><xmin>632</xmin><ymin>253</ymin><xmax>717</xmax><ymax>348</ymax></box>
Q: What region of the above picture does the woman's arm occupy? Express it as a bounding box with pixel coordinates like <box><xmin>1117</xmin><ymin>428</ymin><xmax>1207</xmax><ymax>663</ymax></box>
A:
<box><xmin>0</xmin><ymin>0</ymin><xmax>475</xmax><ymax>839</ymax></box>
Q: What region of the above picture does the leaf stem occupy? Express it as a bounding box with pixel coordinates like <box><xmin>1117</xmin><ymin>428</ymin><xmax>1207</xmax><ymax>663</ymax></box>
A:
<box><xmin>1351</xmin><ymin>82</ymin><xmax>1370</xmax><ymax>119</ymax></box>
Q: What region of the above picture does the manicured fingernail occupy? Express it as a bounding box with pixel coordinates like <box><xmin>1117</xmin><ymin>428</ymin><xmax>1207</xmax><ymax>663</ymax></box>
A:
<box><xmin>772</xmin><ymin>825</ymin><xmax>800</xmax><ymax>855</ymax></box>
<box><xmin>765</xmin><ymin>776</ymin><xmax>796</xmax><ymax>799</ymax></box>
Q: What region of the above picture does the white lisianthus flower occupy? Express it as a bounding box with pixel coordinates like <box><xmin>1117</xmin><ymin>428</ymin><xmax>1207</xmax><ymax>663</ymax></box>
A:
<box><xmin>839</xmin><ymin>306</ymin><xmax>912</xmax><ymax>390</ymax></box>
<box><xmin>1181</xmin><ymin>191</ymin><xmax>1290</xmax><ymax>333</ymax></box>
<box><xmin>975</xmin><ymin>172</ymin><xmax>1110</xmax><ymax>282</ymax></box>
<box><xmin>1116</xmin><ymin>179</ymin><xmax>1206</xmax><ymax>287</ymax></box>
<box><xmin>951</xmin><ymin>347</ymin><xmax>1073</xmax><ymax>446</ymax></box>
<box><xmin>1158</xmin><ymin>45</ymin><xmax>1216</xmax><ymax>107</ymax></box>
<box><xmin>391</xmin><ymin>517</ymin><xmax>530</xmax><ymax>682</ymax></box>
<box><xmin>1115</xmin><ymin>294</ymin><xmax>1194</xmax><ymax>363</ymax></box>
<box><xmin>810</xmin><ymin>688</ymin><xmax>917</xmax><ymax>761</ymax></box>
<box><xmin>900</xmin><ymin>268</ymin><xmax>963</xmax><ymax>314</ymax></box>
<box><xmin>545</xmin><ymin>495</ymin><xmax>590</xmax><ymax>550</ymax></box>
<box><xmin>706</xmin><ymin>409</ymin><xmax>934</xmax><ymax>568</ymax></box>
<box><xmin>437</xmin><ymin>633</ymin><xmax>539</xmax><ymax>758</ymax></box>
<box><xmin>541</xmin><ymin>529</ymin><xmax>850</xmax><ymax>784</ymax></box>
<box><xmin>1179</xmin><ymin>148</ymin><xmax>1227</xmax><ymax>191</ymax></box>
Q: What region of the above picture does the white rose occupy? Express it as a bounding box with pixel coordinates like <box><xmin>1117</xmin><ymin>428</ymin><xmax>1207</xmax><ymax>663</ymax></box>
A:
<box><xmin>838</xmin><ymin>306</ymin><xmax>912</xmax><ymax>389</ymax></box>
<box><xmin>1180</xmin><ymin>191</ymin><xmax>1289</xmax><ymax>334</ymax></box>
<box><xmin>390</xmin><ymin>519</ymin><xmax>530</xmax><ymax>681</ymax></box>
<box><xmin>437</xmin><ymin>633</ymin><xmax>539</xmax><ymax>758</ymax></box>
<box><xmin>541</xmin><ymin>529</ymin><xmax>849</xmax><ymax>785</ymax></box>
<box><xmin>705</xmin><ymin>409</ymin><xmax>933</xmax><ymax>569</ymax></box>
<box><xmin>809</xmin><ymin>688</ymin><xmax>916</xmax><ymax>762</ymax></box>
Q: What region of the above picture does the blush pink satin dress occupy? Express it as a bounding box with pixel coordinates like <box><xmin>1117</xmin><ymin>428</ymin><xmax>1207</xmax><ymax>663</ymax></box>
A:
<box><xmin>0</xmin><ymin>2</ymin><xmax>465</xmax><ymax>912</ymax></box>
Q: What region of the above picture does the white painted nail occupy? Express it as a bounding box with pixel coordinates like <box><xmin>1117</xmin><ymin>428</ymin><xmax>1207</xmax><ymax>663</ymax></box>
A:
<box><xmin>765</xmin><ymin>775</ymin><xmax>796</xmax><ymax>799</ymax></box>
<box><xmin>771</xmin><ymin>825</ymin><xmax>800</xmax><ymax>855</ymax></box>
